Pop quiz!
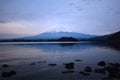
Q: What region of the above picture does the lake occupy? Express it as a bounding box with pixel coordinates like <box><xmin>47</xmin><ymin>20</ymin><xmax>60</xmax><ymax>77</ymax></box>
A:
<box><xmin>0</xmin><ymin>42</ymin><xmax>120</xmax><ymax>80</ymax></box>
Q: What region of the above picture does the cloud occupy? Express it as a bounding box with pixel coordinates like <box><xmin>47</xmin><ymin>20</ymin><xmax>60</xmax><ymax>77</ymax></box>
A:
<box><xmin>75</xmin><ymin>6</ymin><xmax>84</xmax><ymax>11</ymax></box>
<box><xmin>0</xmin><ymin>18</ymin><xmax>62</xmax><ymax>35</ymax></box>
<box><xmin>0</xmin><ymin>21</ymin><xmax>45</xmax><ymax>35</ymax></box>
<box><xmin>114</xmin><ymin>10</ymin><xmax>120</xmax><ymax>15</ymax></box>
<box><xmin>69</xmin><ymin>2</ymin><xmax>75</xmax><ymax>6</ymax></box>
<box><xmin>49</xmin><ymin>25</ymin><xmax>71</xmax><ymax>32</ymax></box>
<box><xmin>0</xmin><ymin>21</ymin><xmax>6</xmax><ymax>23</ymax></box>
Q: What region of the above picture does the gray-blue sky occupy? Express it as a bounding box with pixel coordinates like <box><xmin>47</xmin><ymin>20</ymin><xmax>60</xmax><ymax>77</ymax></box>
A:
<box><xmin>0</xmin><ymin>0</ymin><xmax>120</xmax><ymax>36</ymax></box>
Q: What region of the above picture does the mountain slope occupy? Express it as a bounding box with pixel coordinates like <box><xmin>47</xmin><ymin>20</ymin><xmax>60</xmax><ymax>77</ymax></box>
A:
<box><xmin>107</xmin><ymin>31</ymin><xmax>120</xmax><ymax>41</ymax></box>
<box><xmin>20</xmin><ymin>31</ymin><xmax>96</xmax><ymax>40</ymax></box>
<box><xmin>90</xmin><ymin>31</ymin><xmax>120</xmax><ymax>41</ymax></box>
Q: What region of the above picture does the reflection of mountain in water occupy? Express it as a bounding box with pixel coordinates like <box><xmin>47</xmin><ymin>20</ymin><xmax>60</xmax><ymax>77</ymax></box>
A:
<box><xmin>15</xmin><ymin>42</ymin><xmax>120</xmax><ymax>52</ymax></box>
<box><xmin>15</xmin><ymin>42</ymin><xmax>94</xmax><ymax>52</ymax></box>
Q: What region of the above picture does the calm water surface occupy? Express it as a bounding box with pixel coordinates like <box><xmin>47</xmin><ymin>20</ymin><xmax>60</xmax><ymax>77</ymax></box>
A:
<box><xmin>0</xmin><ymin>42</ymin><xmax>120</xmax><ymax>80</ymax></box>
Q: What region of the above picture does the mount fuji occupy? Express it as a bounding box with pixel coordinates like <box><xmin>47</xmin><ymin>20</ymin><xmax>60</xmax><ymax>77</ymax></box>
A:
<box><xmin>20</xmin><ymin>31</ymin><xmax>97</xmax><ymax>40</ymax></box>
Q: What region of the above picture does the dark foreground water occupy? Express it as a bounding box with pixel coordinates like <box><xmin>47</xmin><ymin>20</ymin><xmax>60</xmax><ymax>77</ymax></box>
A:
<box><xmin>0</xmin><ymin>42</ymin><xmax>120</xmax><ymax>80</ymax></box>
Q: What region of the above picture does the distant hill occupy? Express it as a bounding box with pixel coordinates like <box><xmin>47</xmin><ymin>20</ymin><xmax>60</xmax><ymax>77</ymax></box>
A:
<box><xmin>90</xmin><ymin>31</ymin><xmax>120</xmax><ymax>42</ymax></box>
<box><xmin>107</xmin><ymin>31</ymin><xmax>120</xmax><ymax>41</ymax></box>
<box><xmin>58</xmin><ymin>37</ymin><xmax>78</xmax><ymax>41</ymax></box>
<box><xmin>19</xmin><ymin>31</ymin><xmax>96</xmax><ymax>40</ymax></box>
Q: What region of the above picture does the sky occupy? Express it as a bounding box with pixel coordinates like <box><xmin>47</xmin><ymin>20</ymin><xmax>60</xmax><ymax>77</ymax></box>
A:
<box><xmin>0</xmin><ymin>0</ymin><xmax>120</xmax><ymax>38</ymax></box>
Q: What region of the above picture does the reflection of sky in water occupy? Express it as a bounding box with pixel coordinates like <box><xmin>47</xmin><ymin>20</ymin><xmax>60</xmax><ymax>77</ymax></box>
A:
<box><xmin>0</xmin><ymin>42</ymin><xmax>120</xmax><ymax>80</ymax></box>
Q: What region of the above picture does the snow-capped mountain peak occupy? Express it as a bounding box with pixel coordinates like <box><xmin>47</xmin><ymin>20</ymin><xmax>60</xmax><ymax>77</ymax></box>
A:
<box><xmin>21</xmin><ymin>31</ymin><xmax>96</xmax><ymax>40</ymax></box>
